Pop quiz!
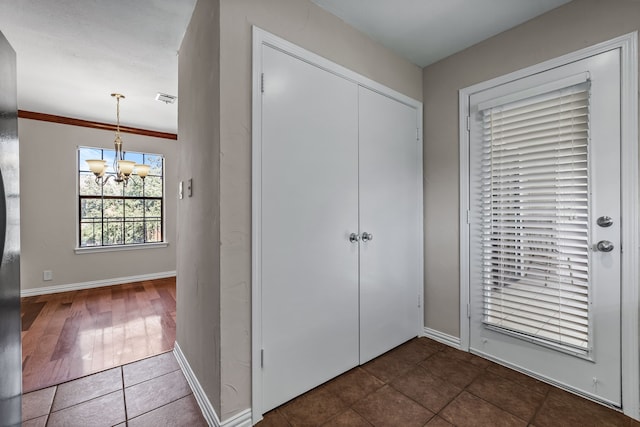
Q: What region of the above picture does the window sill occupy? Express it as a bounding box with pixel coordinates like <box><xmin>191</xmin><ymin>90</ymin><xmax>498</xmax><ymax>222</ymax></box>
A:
<box><xmin>74</xmin><ymin>242</ymin><xmax>169</xmax><ymax>254</ymax></box>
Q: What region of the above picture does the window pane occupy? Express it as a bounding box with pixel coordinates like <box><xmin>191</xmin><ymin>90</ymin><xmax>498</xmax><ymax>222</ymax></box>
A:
<box><xmin>145</xmin><ymin>154</ymin><xmax>163</xmax><ymax>176</ymax></box>
<box><xmin>124</xmin><ymin>177</ymin><xmax>144</xmax><ymax>197</ymax></box>
<box><xmin>103</xmin><ymin>150</ymin><xmax>117</xmax><ymax>172</ymax></box>
<box><xmin>146</xmin><ymin>219</ymin><xmax>162</xmax><ymax>243</ymax></box>
<box><xmin>79</xmin><ymin>173</ymin><xmax>102</xmax><ymax>196</ymax></box>
<box><xmin>125</xmin><ymin>199</ymin><xmax>144</xmax><ymax>218</ymax></box>
<box><xmin>81</xmin><ymin>198</ymin><xmax>102</xmax><ymax>220</ymax></box>
<box><xmin>124</xmin><ymin>152</ymin><xmax>143</xmax><ymax>165</ymax></box>
<box><xmin>103</xmin><ymin>174</ymin><xmax>124</xmax><ymax>196</ymax></box>
<box><xmin>104</xmin><ymin>221</ymin><xmax>124</xmax><ymax>245</ymax></box>
<box><xmin>104</xmin><ymin>199</ymin><xmax>124</xmax><ymax>219</ymax></box>
<box><xmin>144</xmin><ymin>176</ymin><xmax>163</xmax><ymax>197</ymax></box>
<box><xmin>79</xmin><ymin>147</ymin><xmax>103</xmax><ymax>172</ymax></box>
<box><xmin>145</xmin><ymin>200</ymin><xmax>162</xmax><ymax>218</ymax></box>
<box><xmin>125</xmin><ymin>220</ymin><xmax>145</xmax><ymax>244</ymax></box>
<box><xmin>80</xmin><ymin>221</ymin><xmax>102</xmax><ymax>247</ymax></box>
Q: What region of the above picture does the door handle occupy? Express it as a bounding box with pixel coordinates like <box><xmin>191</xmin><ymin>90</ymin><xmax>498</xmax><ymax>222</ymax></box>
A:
<box><xmin>361</xmin><ymin>232</ymin><xmax>373</xmax><ymax>242</ymax></box>
<box><xmin>595</xmin><ymin>240</ymin><xmax>614</xmax><ymax>252</ymax></box>
<box><xmin>597</xmin><ymin>216</ymin><xmax>614</xmax><ymax>227</ymax></box>
<box><xmin>349</xmin><ymin>233</ymin><xmax>360</xmax><ymax>243</ymax></box>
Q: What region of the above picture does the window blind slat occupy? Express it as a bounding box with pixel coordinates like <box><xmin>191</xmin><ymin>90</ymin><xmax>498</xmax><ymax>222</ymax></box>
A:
<box><xmin>481</xmin><ymin>132</ymin><xmax>588</xmax><ymax>151</ymax></box>
<box><xmin>481</xmin><ymin>281</ymin><xmax>589</xmax><ymax>304</ymax></box>
<box><xmin>481</xmin><ymin>162</ymin><xmax>587</xmax><ymax>177</ymax></box>
<box><xmin>482</xmin><ymin>107</ymin><xmax>588</xmax><ymax>131</ymax></box>
<box><xmin>480</xmin><ymin>80</ymin><xmax>591</xmax><ymax>351</ymax></box>
<box><xmin>482</xmin><ymin>129</ymin><xmax>588</xmax><ymax>147</ymax></box>
<box><xmin>483</xmin><ymin>119</ymin><xmax>588</xmax><ymax>141</ymax></box>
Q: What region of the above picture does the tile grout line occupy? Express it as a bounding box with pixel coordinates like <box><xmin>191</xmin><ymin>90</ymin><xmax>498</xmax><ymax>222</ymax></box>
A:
<box><xmin>461</xmin><ymin>385</ymin><xmax>531</xmax><ymax>424</ymax></box>
<box><xmin>124</xmin><ymin>363</ymin><xmax>182</xmax><ymax>389</ymax></box>
<box><xmin>44</xmin><ymin>388</ymin><xmax>124</xmax><ymax>417</ymax></box>
<box><xmin>442</xmin><ymin>357</ymin><xmax>534</xmax><ymax>424</ymax></box>
<box><xmin>44</xmin><ymin>385</ymin><xmax>58</xmax><ymax>427</ymax></box>
<box><xmin>46</xmin><ymin>384</ymin><xmax>60</xmax><ymax>425</ymax></box>
<box><xmin>395</xmin><ymin>349</ymin><xmax>508</xmax><ymax>424</ymax></box>
<box><xmin>121</xmin><ymin>366</ymin><xmax>129</xmax><ymax>423</ymax></box>
<box><xmin>125</xmin><ymin>393</ymin><xmax>196</xmax><ymax>423</ymax></box>
<box><xmin>342</xmin><ymin>345</ymin><xmax>447</xmax><ymax>425</ymax></box>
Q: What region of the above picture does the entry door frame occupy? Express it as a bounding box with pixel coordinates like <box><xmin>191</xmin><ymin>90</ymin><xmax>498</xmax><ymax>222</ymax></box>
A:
<box><xmin>459</xmin><ymin>32</ymin><xmax>638</xmax><ymax>419</ymax></box>
<box><xmin>251</xmin><ymin>26</ymin><xmax>423</xmax><ymax>424</ymax></box>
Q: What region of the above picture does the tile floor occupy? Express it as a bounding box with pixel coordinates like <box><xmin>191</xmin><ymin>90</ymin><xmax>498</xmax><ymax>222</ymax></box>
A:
<box><xmin>21</xmin><ymin>350</ymin><xmax>206</xmax><ymax>427</ymax></box>
<box><xmin>21</xmin><ymin>336</ymin><xmax>640</xmax><ymax>427</ymax></box>
<box><xmin>258</xmin><ymin>337</ymin><xmax>640</xmax><ymax>427</ymax></box>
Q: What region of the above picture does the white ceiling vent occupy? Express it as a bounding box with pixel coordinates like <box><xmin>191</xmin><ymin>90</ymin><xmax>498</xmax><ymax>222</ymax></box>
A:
<box><xmin>155</xmin><ymin>92</ymin><xmax>177</xmax><ymax>104</ymax></box>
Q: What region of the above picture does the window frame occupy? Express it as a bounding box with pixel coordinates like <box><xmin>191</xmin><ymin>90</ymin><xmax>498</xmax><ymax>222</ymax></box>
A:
<box><xmin>76</xmin><ymin>146</ymin><xmax>166</xmax><ymax>251</ymax></box>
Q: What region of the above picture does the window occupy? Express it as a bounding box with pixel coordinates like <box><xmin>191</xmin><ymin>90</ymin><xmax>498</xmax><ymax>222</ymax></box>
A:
<box><xmin>78</xmin><ymin>147</ymin><xmax>164</xmax><ymax>248</ymax></box>
<box><xmin>479</xmin><ymin>80</ymin><xmax>591</xmax><ymax>352</ymax></box>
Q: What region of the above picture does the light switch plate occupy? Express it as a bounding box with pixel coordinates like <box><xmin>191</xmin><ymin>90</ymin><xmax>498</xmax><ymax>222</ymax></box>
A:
<box><xmin>179</xmin><ymin>181</ymin><xmax>183</xmax><ymax>199</ymax></box>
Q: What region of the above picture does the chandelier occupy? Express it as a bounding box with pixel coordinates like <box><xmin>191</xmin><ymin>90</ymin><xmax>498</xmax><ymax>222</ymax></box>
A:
<box><xmin>85</xmin><ymin>93</ymin><xmax>150</xmax><ymax>185</ymax></box>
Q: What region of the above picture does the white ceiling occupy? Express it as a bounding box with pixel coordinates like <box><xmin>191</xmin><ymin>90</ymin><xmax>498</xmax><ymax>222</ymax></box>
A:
<box><xmin>0</xmin><ymin>0</ymin><xmax>571</xmax><ymax>133</ymax></box>
<box><xmin>0</xmin><ymin>0</ymin><xmax>197</xmax><ymax>134</ymax></box>
<box><xmin>311</xmin><ymin>0</ymin><xmax>571</xmax><ymax>67</ymax></box>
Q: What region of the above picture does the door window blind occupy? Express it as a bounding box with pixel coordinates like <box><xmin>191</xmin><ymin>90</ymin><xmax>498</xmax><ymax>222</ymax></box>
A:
<box><xmin>480</xmin><ymin>80</ymin><xmax>591</xmax><ymax>353</ymax></box>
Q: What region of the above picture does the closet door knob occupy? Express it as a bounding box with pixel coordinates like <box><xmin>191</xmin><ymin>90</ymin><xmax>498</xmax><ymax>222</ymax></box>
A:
<box><xmin>349</xmin><ymin>233</ymin><xmax>360</xmax><ymax>243</ymax></box>
<box><xmin>361</xmin><ymin>232</ymin><xmax>373</xmax><ymax>242</ymax></box>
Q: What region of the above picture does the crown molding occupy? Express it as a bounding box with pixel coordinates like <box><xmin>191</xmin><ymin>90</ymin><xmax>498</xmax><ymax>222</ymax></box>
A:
<box><xmin>18</xmin><ymin>110</ymin><xmax>177</xmax><ymax>140</ymax></box>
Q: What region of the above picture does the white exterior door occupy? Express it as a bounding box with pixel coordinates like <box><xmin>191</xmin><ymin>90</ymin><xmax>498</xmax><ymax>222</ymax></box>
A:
<box><xmin>359</xmin><ymin>87</ymin><xmax>422</xmax><ymax>363</ymax></box>
<box><xmin>261</xmin><ymin>45</ymin><xmax>360</xmax><ymax>412</ymax></box>
<box><xmin>468</xmin><ymin>49</ymin><xmax>621</xmax><ymax>406</ymax></box>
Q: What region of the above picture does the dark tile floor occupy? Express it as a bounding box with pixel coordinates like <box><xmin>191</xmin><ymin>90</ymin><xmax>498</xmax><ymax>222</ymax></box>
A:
<box><xmin>258</xmin><ymin>337</ymin><xmax>640</xmax><ymax>427</ymax></box>
<box><xmin>21</xmin><ymin>350</ymin><xmax>207</xmax><ymax>427</ymax></box>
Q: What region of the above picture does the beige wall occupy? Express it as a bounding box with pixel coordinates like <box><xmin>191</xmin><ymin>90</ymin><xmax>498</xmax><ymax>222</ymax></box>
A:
<box><xmin>422</xmin><ymin>0</ymin><xmax>640</xmax><ymax>336</ymax></box>
<box><xmin>18</xmin><ymin>118</ymin><xmax>177</xmax><ymax>291</ymax></box>
<box><xmin>176</xmin><ymin>0</ymin><xmax>222</xmax><ymax>417</ymax></box>
<box><xmin>217</xmin><ymin>0</ymin><xmax>422</xmax><ymax>419</ymax></box>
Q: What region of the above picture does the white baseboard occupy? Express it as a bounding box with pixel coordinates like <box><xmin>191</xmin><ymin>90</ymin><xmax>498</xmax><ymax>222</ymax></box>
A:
<box><xmin>173</xmin><ymin>343</ymin><xmax>253</xmax><ymax>427</ymax></box>
<box><xmin>422</xmin><ymin>327</ymin><xmax>461</xmax><ymax>349</ymax></box>
<box><xmin>20</xmin><ymin>271</ymin><xmax>176</xmax><ymax>297</ymax></box>
<box><xmin>221</xmin><ymin>409</ymin><xmax>252</xmax><ymax>427</ymax></box>
<box><xmin>174</xmin><ymin>342</ymin><xmax>221</xmax><ymax>426</ymax></box>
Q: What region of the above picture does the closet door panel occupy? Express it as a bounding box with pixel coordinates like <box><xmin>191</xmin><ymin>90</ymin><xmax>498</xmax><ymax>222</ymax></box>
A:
<box><xmin>261</xmin><ymin>45</ymin><xmax>360</xmax><ymax>411</ymax></box>
<box><xmin>358</xmin><ymin>87</ymin><xmax>421</xmax><ymax>363</ymax></box>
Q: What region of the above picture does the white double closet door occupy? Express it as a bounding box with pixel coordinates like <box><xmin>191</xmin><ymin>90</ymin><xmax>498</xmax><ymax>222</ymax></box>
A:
<box><xmin>260</xmin><ymin>44</ymin><xmax>422</xmax><ymax>412</ymax></box>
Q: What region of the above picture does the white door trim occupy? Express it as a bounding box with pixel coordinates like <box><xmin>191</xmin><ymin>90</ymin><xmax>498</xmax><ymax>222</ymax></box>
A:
<box><xmin>458</xmin><ymin>32</ymin><xmax>639</xmax><ymax>419</ymax></box>
<box><xmin>251</xmin><ymin>26</ymin><xmax>423</xmax><ymax>425</ymax></box>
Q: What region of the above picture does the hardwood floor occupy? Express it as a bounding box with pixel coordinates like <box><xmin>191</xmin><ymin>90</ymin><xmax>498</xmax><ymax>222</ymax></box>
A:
<box><xmin>21</xmin><ymin>277</ymin><xmax>176</xmax><ymax>393</ymax></box>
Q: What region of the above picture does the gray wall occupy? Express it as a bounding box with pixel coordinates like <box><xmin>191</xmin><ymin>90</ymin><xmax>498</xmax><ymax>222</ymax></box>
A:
<box><xmin>19</xmin><ymin>119</ymin><xmax>177</xmax><ymax>292</ymax></box>
<box><xmin>422</xmin><ymin>0</ymin><xmax>640</xmax><ymax>336</ymax></box>
<box><xmin>176</xmin><ymin>0</ymin><xmax>222</xmax><ymax>417</ymax></box>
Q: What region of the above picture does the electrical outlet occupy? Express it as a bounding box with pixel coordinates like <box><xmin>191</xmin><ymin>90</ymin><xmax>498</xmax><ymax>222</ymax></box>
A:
<box><xmin>43</xmin><ymin>270</ymin><xmax>53</xmax><ymax>281</ymax></box>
